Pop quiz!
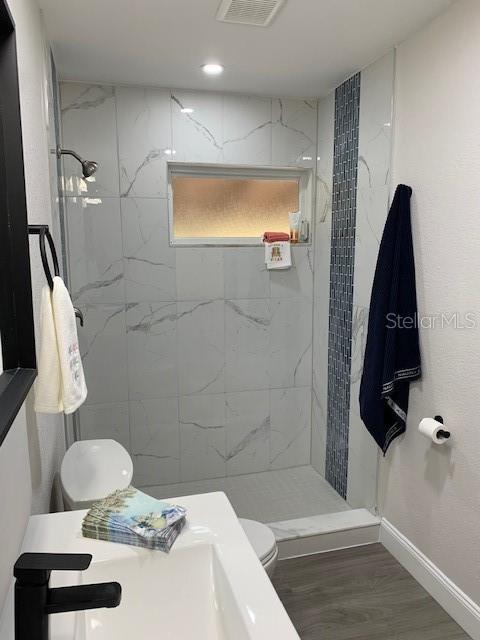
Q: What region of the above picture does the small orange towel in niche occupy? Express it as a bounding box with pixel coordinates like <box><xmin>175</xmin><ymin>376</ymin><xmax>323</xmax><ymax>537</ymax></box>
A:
<box><xmin>263</xmin><ymin>232</ymin><xmax>290</xmax><ymax>243</ymax></box>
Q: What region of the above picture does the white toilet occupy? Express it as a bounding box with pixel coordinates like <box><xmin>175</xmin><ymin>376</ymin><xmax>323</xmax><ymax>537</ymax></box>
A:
<box><xmin>60</xmin><ymin>439</ymin><xmax>278</xmax><ymax>577</ymax></box>
<box><xmin>239</xmin><ymin>518</ymin><xmax>278</xmax><ymax>578</ymax></box>
<box><xmin>60</xmin><ymin>439</ymin><xmax>133</xmax><ymax>510</ymax></box>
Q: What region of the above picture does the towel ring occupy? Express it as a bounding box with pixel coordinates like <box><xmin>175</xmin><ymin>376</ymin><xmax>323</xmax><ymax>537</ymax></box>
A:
<box><xmin>28</xmin><ymin>225</ymin><xmax>60</xmax><ymax>290</ymax></box>
<box><xmin>28</xmin><ymin>225</ymin><xmax>84</xmax><ymax>326</ymax></box>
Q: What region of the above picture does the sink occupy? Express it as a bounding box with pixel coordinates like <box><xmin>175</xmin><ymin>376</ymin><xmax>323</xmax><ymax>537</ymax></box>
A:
<box><xmin>1</xmin><ymin>492</ymin><xmax>299</xmax><ymax>640</ymax></box>
<box><xmin>82</xmin><ymin>544</ymin><xmax>247</xmax><ymax>639</ymax></box>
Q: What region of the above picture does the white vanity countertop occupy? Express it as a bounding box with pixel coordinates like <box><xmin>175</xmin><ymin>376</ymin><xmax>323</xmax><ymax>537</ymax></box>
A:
<box><xmin>0</xmin><ymin>491</ymin><xmax>299</xmax><ymax>640</ymax></box>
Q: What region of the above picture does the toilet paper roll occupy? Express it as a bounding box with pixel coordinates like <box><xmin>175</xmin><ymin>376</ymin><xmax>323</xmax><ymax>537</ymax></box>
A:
<box><xmin>418</xmin><ymin>418</ymin><xmax>449</xmax><ymax>444</ymax></box>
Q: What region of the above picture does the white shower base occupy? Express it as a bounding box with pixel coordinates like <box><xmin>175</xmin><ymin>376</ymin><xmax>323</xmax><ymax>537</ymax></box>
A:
<box><xmin>143</xmin><ymin>465</ymin><xmax>349</xmax><ymax>524</ymax></box>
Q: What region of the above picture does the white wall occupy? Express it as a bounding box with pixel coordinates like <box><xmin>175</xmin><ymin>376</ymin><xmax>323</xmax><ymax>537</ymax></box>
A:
<box><xmin>0</xmin><ymin>0</ymin><xmax>65</xmax><ymax>613</ymax></box>
<box><xmin>380</xmin><ymin>0</ymin><xmax>480</xmax><ymax>604</ymax></box>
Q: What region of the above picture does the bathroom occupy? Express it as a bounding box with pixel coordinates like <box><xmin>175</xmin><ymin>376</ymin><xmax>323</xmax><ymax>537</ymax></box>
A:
<box><xmin>0</xmin><ymin>0</ymin><xmax>479</xmax><ymax>637</ymax></box>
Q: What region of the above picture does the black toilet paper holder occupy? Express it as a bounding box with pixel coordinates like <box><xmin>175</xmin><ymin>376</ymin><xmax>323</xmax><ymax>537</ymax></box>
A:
<box><xmin>434</xmin><ymin>415</ymin><xmax>450</xmax><ymax>440</ymax></box>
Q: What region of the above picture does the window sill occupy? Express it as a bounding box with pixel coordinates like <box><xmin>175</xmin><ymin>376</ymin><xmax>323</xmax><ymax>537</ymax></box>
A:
<box><xmin>171</xmin><ymin>238</ymin><xmax>311</xmax><ymax>248</ymax></box>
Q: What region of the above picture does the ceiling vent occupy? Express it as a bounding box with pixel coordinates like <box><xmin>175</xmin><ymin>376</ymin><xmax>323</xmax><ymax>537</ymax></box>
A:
<box><xmin>216</xmin><ymin>0</ymin><xmax>285</xmax><ymax>27</ymax></box>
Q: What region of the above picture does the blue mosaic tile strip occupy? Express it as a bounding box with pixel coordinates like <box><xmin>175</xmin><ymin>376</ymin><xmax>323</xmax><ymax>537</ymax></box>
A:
<box><xmin>325</xmin><ymin>73</ymin><xmax>360</xmax><ymax>499</ymax></box>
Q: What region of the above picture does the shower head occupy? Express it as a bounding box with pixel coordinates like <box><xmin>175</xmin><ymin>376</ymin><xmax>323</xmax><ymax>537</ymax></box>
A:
<box><xmin>81</xmin><ymin>159</ymin><xmax>98</xmax><ymax>178</ymax></box>
<box><xmin>56</xmin><ymin>146</ymin><xmax>99</xmax><ymax>179</ymax></box>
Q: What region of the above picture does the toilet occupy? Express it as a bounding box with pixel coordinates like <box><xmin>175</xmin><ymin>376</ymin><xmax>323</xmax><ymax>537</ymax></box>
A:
<box><xmin>60</xmin><ymin>439</ymin><xmax>278</xmax><ymax>577</ymax></box>
<box><xmin>60</xmin><ymin>439</ymin><xmax>133</xmax><ymax>510</ymax></box>
<box><xmin>239</xmin><ymin>518</ymin><xmax>278</xmax><ymax>578</ymax></box>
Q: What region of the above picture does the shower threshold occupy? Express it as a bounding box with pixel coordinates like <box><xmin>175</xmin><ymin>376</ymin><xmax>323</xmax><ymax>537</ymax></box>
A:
<box><xmin>143</xmin><ymin>466</ymin><xmax>380</xmax><ymax>554</ymax></box>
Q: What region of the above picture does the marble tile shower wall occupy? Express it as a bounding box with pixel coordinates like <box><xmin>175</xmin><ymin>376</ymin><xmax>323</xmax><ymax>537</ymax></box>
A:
<box><xmin>311</xmin><ymin>51</ymin><xmax>394</xmax><ymax>509</ymax></box>
<box><xmin>60</xmin><ymin>83</ymin><xmax>317</xmax><ymax>487</ymax></box>
<box><xmin>348</xmin><ymin>51</ymin><xmax>394</xmax><ymax>508</ymax></box>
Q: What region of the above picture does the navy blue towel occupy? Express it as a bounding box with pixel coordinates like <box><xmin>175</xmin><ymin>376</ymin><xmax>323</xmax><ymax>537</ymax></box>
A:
<box><xmin>359</xmin><ymin>184</ymin><xmax>421</xmax><ymax>454</ymax></box>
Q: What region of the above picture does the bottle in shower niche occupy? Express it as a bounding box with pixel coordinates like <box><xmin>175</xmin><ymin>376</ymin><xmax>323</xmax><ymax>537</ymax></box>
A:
<box><xmin>289</xmin><ymin>211</ymin><xmax>301</xmax><ymax>243</ymax></box>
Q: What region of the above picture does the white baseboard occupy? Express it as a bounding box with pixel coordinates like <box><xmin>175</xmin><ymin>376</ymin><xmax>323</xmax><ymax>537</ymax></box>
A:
<box><xmin>380</xmin><ymin>518</ymin><xmax>480</xmax><ymax>640</ymax></box>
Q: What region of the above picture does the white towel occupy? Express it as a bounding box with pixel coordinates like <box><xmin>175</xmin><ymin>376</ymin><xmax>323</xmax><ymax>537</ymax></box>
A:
<box><xmin>34</xmin><ymin>277</ymin><xmax>87</xmax><ymax>414</ymax></box>
<box><xmin>34</xmin><ymin>285</ymin><xmax>63</xmax><ymax>413</ymax></box>
<box><xmin>264</xmin><ymin>241</ymin><xmax>292</xmax><ymax>270</ymax></box>
<box><xmin>52</xmin><ymin>277</ymin><xmax>87</xmax><ymax>414</ymax></box>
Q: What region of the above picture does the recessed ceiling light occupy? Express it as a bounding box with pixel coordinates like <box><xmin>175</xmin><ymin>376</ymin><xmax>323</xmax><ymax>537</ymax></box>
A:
<box><xmin>181</xmin><ymin>107</ymin><xmax>194</xmax><ymax>114</ymax></box>
<box><xmin>202</xmin><ymin>63</ymin><xmax>224</xmax><ymax>76</ymax></box>
<box><xmin>164</xmin><ymin>148</ymin><xmax>176</xmax><ymax>156</ymax></box>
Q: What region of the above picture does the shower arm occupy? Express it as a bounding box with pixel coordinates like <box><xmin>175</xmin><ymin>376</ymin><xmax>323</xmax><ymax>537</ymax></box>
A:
<box><xmin>54</xmin><ymin>146</ymin><xmax>98</xmax><ymax>178</ymax></box>
<box><xmin>56</xmin><ymin>146</ymin><xmax>83</xmax><ymax>163</ymax></box>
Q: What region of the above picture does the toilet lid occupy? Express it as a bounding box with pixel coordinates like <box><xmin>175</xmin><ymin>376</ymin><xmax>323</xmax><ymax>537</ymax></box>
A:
<box><xmin>239</xmin><ymin>518</ymin><xmax>277</xmax><ymax>564</ymax></box>
<box><xmin>61</xmin><ymin>439</ymin><xmax>133</xmax><ymax>505</ymax></box>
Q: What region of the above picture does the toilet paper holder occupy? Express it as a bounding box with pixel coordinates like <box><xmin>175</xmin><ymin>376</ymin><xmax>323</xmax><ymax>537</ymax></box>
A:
<box><xmin>433</xmin><ymin>415</ymin><xmax>450</xmax><ymax>440</ymax></box>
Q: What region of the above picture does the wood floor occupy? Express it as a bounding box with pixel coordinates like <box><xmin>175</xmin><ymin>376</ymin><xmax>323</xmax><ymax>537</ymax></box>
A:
<box><xmin>272</xmin><ymin>544</ymin><xmax>470</xmax><ymax>640</ymax></box>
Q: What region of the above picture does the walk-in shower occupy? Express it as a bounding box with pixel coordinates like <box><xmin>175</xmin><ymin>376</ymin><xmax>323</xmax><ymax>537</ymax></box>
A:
<box><xmin>57</xmin><ymin>50</ymin><xmax>395</xmax><ymax>544</ymax></box>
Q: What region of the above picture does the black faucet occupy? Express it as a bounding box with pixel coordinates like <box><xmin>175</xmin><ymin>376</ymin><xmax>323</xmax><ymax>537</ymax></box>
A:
<box><xmin>14</xmin><ymin>552</ymin><xmax>121</xmax><ymax>640</ymax></box>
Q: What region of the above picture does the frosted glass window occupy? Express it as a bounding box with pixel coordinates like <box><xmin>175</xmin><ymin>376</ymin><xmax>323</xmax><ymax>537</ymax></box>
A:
<box><xmin>172</xmin><ymin>176</ymin><xmax>298</xmax><ymax>238</ymax></box>
<box><xmin>168</xmin><ymin>164</ymin><xmax>312</xmax><ymax>245</ymax></box>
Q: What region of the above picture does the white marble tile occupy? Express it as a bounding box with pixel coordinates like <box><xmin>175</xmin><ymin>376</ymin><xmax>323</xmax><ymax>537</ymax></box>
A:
<box><xmin>171</xmin><ymin>90</ymin><xmax>223</xmax><ymax>163</ymax></box>
<box><xmin>272</xmin><ymin>98</ymin><xmax>317</xmax><ymax>168</ymax></box>
<box><xmin>223</xmin><ymin>95</ymin><xmax>272</xmax><ymax>165</ymax></box>
<box><xmin>130</xmin><ymin>398</ymin><xmax>180</xmax><ymax>486</ymax></box>
<box><xmin>339</xmin><ymin>53</ymin><xmax>394</xmax><ymax>507</ymax></box>
<box><xmin>315</xmin><ymin>93</ymin><xmax>334</xmax><ymax>230</ymax></box>
<box><xmin>225</xmin><ymin>390</ymin><xmax>270</xmax><ymax>476</ymax></box>
<box><xmin>270</xmin><ymin>509</ymin><xmax>376</xmax><ymax>542</ymax></box>
<box><xmin>348</xmin><ymin>384</ymin><xmax>377</xmax><ymax>510</ymax></box>
<box><xmin>312</xmin><ymin>92</ymin><xmax>334</xmax><ymax>477</ymax></box>
<box><xmin>121</xmin><ymin>198</ymin><xmax>176</xmax><ymax>302</ymax></box>
<box><xmin>179</xmin><ymin>394</ymin><xmax>226</xmax><ymax>481</ymax></box>
<box><xmin>116</xmin><ymin>86</ymin><xmax>172</xmax><ymax>198</ymax></box>
<box><xmin>66</xmin><ymin>197</ymin><xmax>124</xmax><ymax>303</ymax></box>
<box><xmin>353</xmin><ymin>186</ymin><xmax>389</xmax><ymax>308</ymax></box>
<box><xmin>78</xmin><ymin>304</ymin><xmax>128</xmax><ymax>404</ymax></box>
<box><xmin>346</xmin><ymin>408</ymin><xmax>379</xmax><ymax>510</ymax></box>
<box><xmin>225</xmin><ymin>299</ymin><xmax>271</xmax><ymax>393</ymax></box>
<box><xmin>60</xmin><ymin>83</ymin><xmax>119</xmax><ymax>197</ymax></box>
<box><xmin>270</xmin><ymin>387</ymin><xmax>311</xmax><ymax>469</ymax></box>
<box><xmin>269</xmin><ymin>298</ymin><xmax>312</xmax><ymax>388</ymax></box>
<box><xmin>175</xmin><ymin>248</ymin><xmax>224</xmax><ymax>301</ymax></box>
<box><xmin>311</xmin><ymin>383</ymin><xmax>327</xmax><ymax>477</ymax></box>
<box><xmin>177</xmin><ymin>300</ymin><xmax>225</xmax><ymax>395</ymax></box>
<box><xmin>224</xmin><ymin>247</ymin><xmax>270</xmax><ymax>299</ymax></box>
<box><xmin>350</xmin><ymin>304</ymin><xmax>369</xmax><ymax>388</ymax></box>
<box><xmin>78</xmin><ymin>402</ymin><xmax>130</xmax><ymax>451</ymax></box>
<box><xmin>347</xmin><ymin>303</ymin><xmax>378</xmax><ymax>509</ymax></box>
<box><xmin>270</xmin><ymin>246</ymin><xmax>313</xmax><ymax>299</ymax></box>
<box><xmin>146</xmin><ymin>466</ymin><xmax>350</xmax><ymax>524</ymax></box>
<box><xmin>357</xmin><ymin>50</ymin><xmax>394</xmax><ymax>190</ymax></box>
<box><xmin>125</xmin><ymin>302</ymin><xmax>178</xmax><ymax>399</ymax></box>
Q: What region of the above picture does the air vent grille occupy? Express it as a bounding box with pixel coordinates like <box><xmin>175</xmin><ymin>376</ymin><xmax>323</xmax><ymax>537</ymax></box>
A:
<box><xmin>216</xmin><ymin>0</ymin><xmax>285</xmax><ymax>27</ymax></box>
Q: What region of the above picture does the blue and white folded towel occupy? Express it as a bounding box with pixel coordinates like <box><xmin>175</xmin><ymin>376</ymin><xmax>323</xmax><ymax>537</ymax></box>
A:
<box><xmin>82</xmin><ymin>486</ymin><xmax>186</xmax><ymax>553</ymax></box>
